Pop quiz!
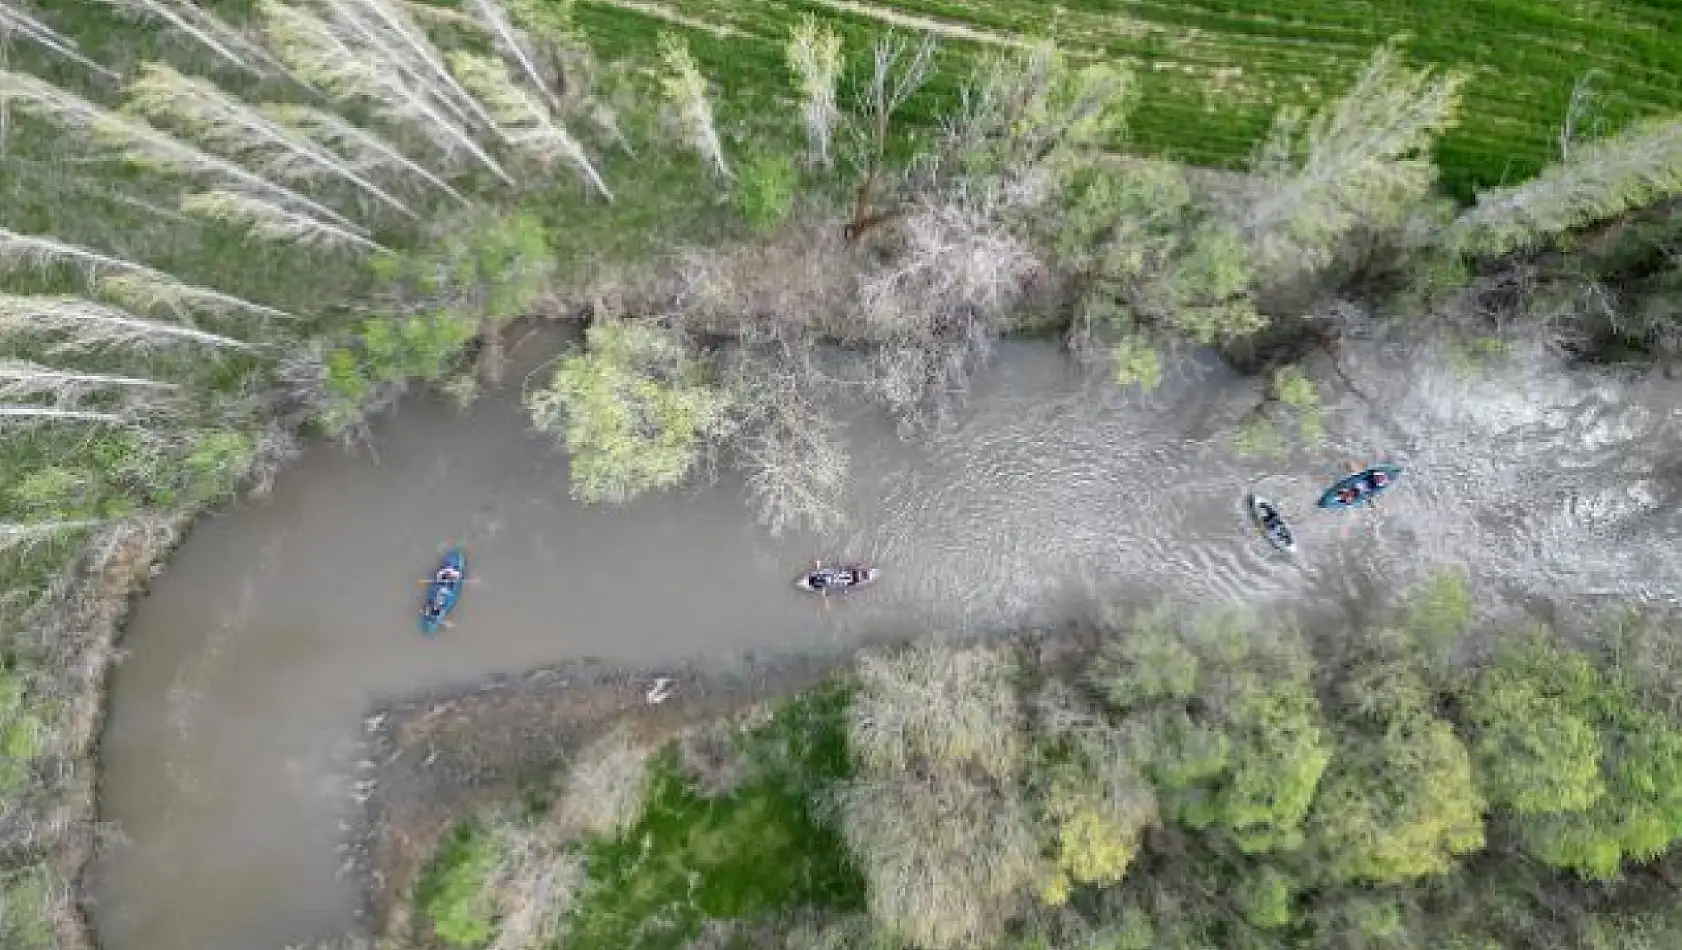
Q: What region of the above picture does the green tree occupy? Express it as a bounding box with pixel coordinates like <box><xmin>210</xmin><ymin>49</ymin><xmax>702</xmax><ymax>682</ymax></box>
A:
<box><xmin>525</xmin><ymin>318</ymin><xmax>733</xmax><ymax>504</ymax></box>
<box><xmin>1053</xmin><ymin>161</ymin><xmax>1266</xmax><ymax>382</ymax></box>
<box><xmin>1307</xmin><ymin>713</ymin><xmax>1484</xmax><ymax>883</ymax></box>
<box><xmin>1461</xmin><ymin>630</ymin><xmax>1682</xmax><ymax>879</ymax></box>
<box><xmin>1099</xmin><ymin>612</ymin><xmax>1330</xmax><ymax>853</ymax></box>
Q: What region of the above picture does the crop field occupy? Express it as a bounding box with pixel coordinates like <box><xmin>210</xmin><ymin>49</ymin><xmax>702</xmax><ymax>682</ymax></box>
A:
<box><xmin>567</xmin><ymin>0</ymin><xmax>1682</xmax><ymax>198</ymax></box>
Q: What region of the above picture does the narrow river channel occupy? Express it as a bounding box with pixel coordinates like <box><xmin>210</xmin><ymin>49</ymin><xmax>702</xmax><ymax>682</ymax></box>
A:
<box><xmin>90</xmin><ymin>326</ymin><xmax>1682</xmax><ymax>950</ymax></box>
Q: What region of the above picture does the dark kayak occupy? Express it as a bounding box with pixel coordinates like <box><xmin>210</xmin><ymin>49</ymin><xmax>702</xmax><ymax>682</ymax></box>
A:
<box><xmin>1317</xmin><ymin>464</ymin><xmax>1403</xmax><ymax>511</ymax></box>
<box><xmin>419</xmin><ymin>547</ymin><xmax>467</xmax><ymax>635</ymax></box>
<box><xmin>1246</xmin><ymin>494</ymin><xmax>1297</xmax><ymax>553</ymax></box>
<box><xmin>796</xmin><ymin>564</ymin><xmax>880</xmax><ymax>594</ymax></box>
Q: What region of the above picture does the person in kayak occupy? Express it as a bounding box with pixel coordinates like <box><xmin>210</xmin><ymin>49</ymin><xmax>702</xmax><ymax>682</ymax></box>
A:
<box><xmin>436</xmin><ymin>565</ymin><xmax>462</xmax><ymax>584</ymax></box>
<box><xmin>1369</xmin><ymin>470</ymin><xmax>1390</xmax><ymax>490</ymax></box>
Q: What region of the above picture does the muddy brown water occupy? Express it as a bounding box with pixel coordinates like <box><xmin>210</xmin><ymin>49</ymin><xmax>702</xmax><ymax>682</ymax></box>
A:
<box><xmin>91</xmin><ymin>326</ymin><xmax>1682</xmax><ymax>950</ymax></box>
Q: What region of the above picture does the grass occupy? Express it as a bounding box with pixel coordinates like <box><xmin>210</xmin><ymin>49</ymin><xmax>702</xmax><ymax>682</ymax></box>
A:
<box><xmin>415</xmin><ymin>821</ymin><xmax>506</xmax><ymax>948</ymax></box>
<box><xmin>560</xmin><ymin>684</ymin><xmax>865</xmax><ymax>950</ymax></box>
<box><xmin>566</xmin><ymin>0</ymin><xmax>1682</xmax><ymax>199</ymax></box>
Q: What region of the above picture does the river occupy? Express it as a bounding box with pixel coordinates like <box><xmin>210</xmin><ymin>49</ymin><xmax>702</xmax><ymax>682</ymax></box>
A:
<box><xmin>89</xmin><ymin>325</ymin><xmax>1682</xmax><ymax>950</ymax></box>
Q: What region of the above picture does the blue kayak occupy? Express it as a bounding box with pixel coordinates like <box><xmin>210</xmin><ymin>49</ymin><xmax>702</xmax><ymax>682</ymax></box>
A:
<box><xmin>1317</xmin><ymin>464</ymin><xmax>1403</xmax><ymax>510</ymax></box>
<box><xmin>419</xmin><ymin>547</ymin><xmax>467</xmax><ymax>635</ymax></box>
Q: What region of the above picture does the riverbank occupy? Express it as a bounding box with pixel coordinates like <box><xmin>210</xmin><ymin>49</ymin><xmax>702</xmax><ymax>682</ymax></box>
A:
<box><xmin>364</xmin><ymin>580</ymin><xmax>1682</xmax><ymax>950</ymax></box>
<box><xmin>6</xmin><ymin>515</ymin><xmax>184</xmax><ymax>950</ymax></box>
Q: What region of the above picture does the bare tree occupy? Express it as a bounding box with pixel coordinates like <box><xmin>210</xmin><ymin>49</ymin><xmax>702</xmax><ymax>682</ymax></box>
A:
<box><xmin>318</xmin><ymin>0</ymin><xmax>498</xmax><ymax>132</ymax></box>
<box><xmin>124</xmin><ymin>62</ymin><xmax>416</xmax><ymax>219</ymax></box>
<box><xmin>856</xmin><ymin>180</ymin><xmax>1040</xmax><ymax>423</ymax></box>
<box><xmin>549</xmin><ymin>727</ymin><xmax>651</xmax><ymax>836</ymax></box>
<box><xmin>0</xmin><ymin>404</ymin><xmax>127</xmax><ymax>425</ymax></box>
<box><xmin>656</xmin><ymin>32</ymin><xmax>729</xmax><ymax>181</ymax></box>
<box><xmin>91</xmin><ymin>0</ymin><xmax>290</xmax><ymax>78</ymax></box>
<box><xmin>1558</xmin><ymin>70</ymin><xmax>1607</xmax><ymax>162</ymax></box>
<box><xmin>261</xmin><ymin>0</ymin><xmax>514</xmax><ymax>184</ymax></box>
<box><xmin>0</xmin><ymin>293</ymin><xmax>252</xmax><ymax>353</ymax></box>
<box><xmin>462</xmin><ymin>0</ymin><xmax>559</xmax><ymax>114</ymax></box>
<box><xmin>0</xmin><ymin>230</ymin><xmax>291</xmax><ymax>323</ymax></box>
<box><xmin>785</xmin><ymin>14</ymin><xmax>843</xmax><ymax>169</ymax></box>
<box><xmin>0</xmin><ymin>521</ymin><xmax>104</xmax><ymax>558</ymax></box>
<box><xmin>0</xmin><ymin>361</ymin><xmax>179</xmax><ymax>401</ymax></box>
<box><xmin>180</xmin><ymin>189</ymin><xmax>388</xmax><ymax>251</ymax></box>
<box><xmin>0</xmin><ymin>69</ymin><xmax>363</xmax><ymax>231</ymax></box>
<box><xmin>723</xmin><ymin>325</ymin><xmax>849</xmax><ymax>536</ymax></box>
<box><xmin>845</xmin><ymin>31</ymin><xmax>937</xmax><ymax>242</ymax></box>
<box><xmin>260</xmin><ymin>102</ymin><xmax>467</xmax><ymax>204</ymax></box>
<box><xmin>1449</xmin><ymin>116</ymin><xmax>1682</xmax><ymax>257</ymax></box>
<box><xmin>482</xmin><ymin>824</ymin><xmax>585</xmax><ymax>950</ymax></box>
<box><xmin>447</xmin><ymin>51</ymin><xmax>611</xmax><ymax>199</ymax></box>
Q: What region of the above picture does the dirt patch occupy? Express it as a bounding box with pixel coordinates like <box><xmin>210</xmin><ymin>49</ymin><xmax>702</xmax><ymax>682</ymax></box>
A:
<box><xmin>347</xmin><ymin>650</ymin><xmax>854</xmax><ymax>936</ymax></box>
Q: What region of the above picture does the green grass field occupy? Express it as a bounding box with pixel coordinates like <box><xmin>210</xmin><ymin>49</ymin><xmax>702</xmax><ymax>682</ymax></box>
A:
<box><xmin>565</xmin><ymin>0</ymin><xmax>1682</xmax><ymax>199</ymax></box>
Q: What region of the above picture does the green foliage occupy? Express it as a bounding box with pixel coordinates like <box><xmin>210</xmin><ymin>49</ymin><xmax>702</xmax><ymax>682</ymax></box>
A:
<box><xmin>1269</xmin><ymin>366</ymin><xmax>1323</xmax><ymax>446</ymax></box>
<box><xmin>1308</xmin><ymin>714</ymin><xmax>1485</xmax><ymax>883</ymax></box>
<box><xmin>1462</xmin><ymin>629</ymin><xmax>1682</xmax><ymax>879</ymax></box>
<box><xmin>1056</xmin><ymin>161</ymin><xmax>1265</xmax><ymax>370</ymax></box>
<box><xmin>564</xmin><ymin>686</ymin><xmax>863</xmax><ymax>950</ymax></box>
<box><xmin>1109</xmin><ymin>335</ymin><xmax>1162</xmax><ymax>390</ymax></box>
<box><xmin>1236</xmin><ymin>865</ymin><xmax>1296</xmax><ymax>930</ymax></box>
<box><xmin>329</xmin><ymin>311</ymin><xmax>479</xmax><ymax>404</ymax></box>
<box><xmin>322</xmin><ymin>213</ymin><xmax>554</xmax><ymax>428</ymax></box>
<box><xmin>1397</xmin><ymin>568</ymin><xmax>1473</xmax><ymax>652</ymax></box>
<box><xmin>957</xmin><ymin>43</ymin><xmax>1131</xmax><ymax>185</ymax></box>
<box><xmin>732</xmin><ymin>151</ymin><xmax>798</xmax><ymax>233</ymax></box>
<box><xmin>1098</xmin><ymin>611</ymin><xmax>1329</xmax><ymax>854</ymax></box>
<box><xmin>1467</xmin><ymin>666</ymin><xmax>1604</xmax><ymax>815</ymax></box>
<box><xmin>0</xmin><ymin>864</ymin><xmax>55</xmax><ymax>950</ymax></box>
<box><xmin>183</xmin><ymin>429</ymin><xmax>255</xmax><ymax>503</ymax></box>
<box><xmin>413</xmin><ymin>821</ymin><xmax>500</xmax><ymax>948</ymax></box>
<box><xmin>525</xmin><ymin>318</ymin><xmax>734</xmax><ymax>504</ymax></box>
<box><xmin>1037</xmin><ymin>760</ymin><xmax>1157</xmax><ymax>905</ymax></box>
<box><xmin>0</xmin><ymin>674</ymin><xmax>45</xmax><ymax>795</ymax></box>
<box><xmin>1090</xmin><ymin>611</ymin><xmax>1199</xmax><ymax>710</ymax></box>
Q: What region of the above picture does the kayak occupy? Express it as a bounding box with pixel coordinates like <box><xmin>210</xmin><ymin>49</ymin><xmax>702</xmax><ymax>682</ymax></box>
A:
<box><xmin>1317</xmin><ymin>464</ymin><xmax>1403</xmax><ymax>511</ymax></box>
<box><xmin>796</xmin><ymin>564</ymin><xmax>880</xmax><ymax>594</ymax></box>
<box><xmin>419</xmin><ymin>547</ymin><xmax>467</xmax><ymax>635</ymax></box>
<box><xmin>1246</xmin><ymin>494</ymin><xmax>1297</xmax><ymax>553</ymax></box>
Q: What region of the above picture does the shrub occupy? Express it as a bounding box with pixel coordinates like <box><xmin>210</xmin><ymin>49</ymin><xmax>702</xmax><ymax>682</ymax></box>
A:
<box><xmin>850</xmin><ymin>641</ymin><xmax>1023</xmax><ymax>780</ymax></box>
<box><xmin>0</xmin><ymin>865</ymin><xmax>56</xmax><ymax>950</ymax></box>
<box><xmin>1037</xmin><ymin>761</ymin><xmax>1157</xmax><ymax>904</ymax></box>
<box><xmin>733</xmin><ymin>152</ymin><xmax>798</xmax><ymax>234</ymax></box>
<box><xmin>1236</xmin><ymin>866</ymin><xmax>1296</xmax><ymax>930</ymax></box>
<box><xmin>414</xmin><ymin>822</ymin><xmax>500</xmax><ymax>948</ymax></box>
<box><xmin>1090</xmin><ymin>610</ymin><xmax>1200</xmax><ymax>711</ymax></box>
<box><xmin>551</xmin><ymin>726</ymin><xmax>653</xmax><ymax>837</ymax></box>
<box><xmin>840</xmin><ymin>768</ymin><xmax>1042</xmax><ymax>950</ymax></box>
<box><xmin>183</xmin><ymin>429</ymin><xmax>256</xmax><ymax>503</ymax></box>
